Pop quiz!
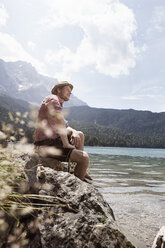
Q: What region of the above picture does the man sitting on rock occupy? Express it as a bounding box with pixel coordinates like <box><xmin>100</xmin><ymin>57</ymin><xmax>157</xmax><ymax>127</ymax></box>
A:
<box><xmin>34</xmin><ymin>81</ymin><xmax>92</xmax><ymax>182</ymax></box>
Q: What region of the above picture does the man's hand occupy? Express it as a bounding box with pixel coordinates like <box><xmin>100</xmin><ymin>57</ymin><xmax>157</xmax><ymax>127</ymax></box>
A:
<box><xmin>70</xmin><ymin>131</ymin><xmax>81</xmax><ymax>149</ymax></box>
<box><xmin>63</xmin><ymin>143</ymin><xmax>75</xmax><ymax>149</ymax></box>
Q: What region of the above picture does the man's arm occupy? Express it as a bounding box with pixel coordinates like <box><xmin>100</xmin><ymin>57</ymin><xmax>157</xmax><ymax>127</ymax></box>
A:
<box><xmin>66</xmin><ymin>126</ymin><xmax>81</xmax><ymax>149</ymax></box>
<box><xmin>55</xmin><ymin>112</ymin><xmax>75</xmax><ymax>149</ymax></box>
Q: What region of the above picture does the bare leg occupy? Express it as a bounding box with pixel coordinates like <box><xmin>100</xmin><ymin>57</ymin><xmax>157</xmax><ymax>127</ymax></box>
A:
<box><xmin>77</xmin><ymin>131</ymin><xmax>84</xmax><ymax>150</ymax></box>
<box><xmin>75</xmin><ymin>131</ymin><xmax>92</xmax><ymax>180</ymax></box>
<box><xmin>69</xmin><ymin>149</ymin><xmax>89</xmax><ymax>180</ymax></box>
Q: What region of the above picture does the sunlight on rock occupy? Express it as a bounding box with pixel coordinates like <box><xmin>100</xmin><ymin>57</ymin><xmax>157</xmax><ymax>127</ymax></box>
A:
<box><xmin>42</xmin><ymin>183</ymin><xmax>54</xmax><ymax>191</ymax></box>
<box><xmin>93</xmin><ymin>224</ymin><xmax>104</xmax><ymax>228</ymax></box>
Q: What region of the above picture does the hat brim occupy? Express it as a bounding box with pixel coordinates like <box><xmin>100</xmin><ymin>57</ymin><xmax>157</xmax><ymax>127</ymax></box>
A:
<box><xmin>51</xmin><ymin>82</ymin><xmax>73</xmax><ymax>95</ymax></box>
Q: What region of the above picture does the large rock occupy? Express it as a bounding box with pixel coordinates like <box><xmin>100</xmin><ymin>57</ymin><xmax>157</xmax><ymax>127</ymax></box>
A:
<box><xmin>24</xmin><ymin>153</ymin><xmax>69</xmax><ymax>192</ymax></box>
<box><xmin>152</xmin><ymin>226</ymin><xmax>165</xmax><ymax>248</ymax></box>
<box><xmin>36</xmin><ymin>167</ymin><xmax>135</xmax><ymax>248</ymax></box>
<box><xmin>24</xmin><ymin>154</ymin><xmax>136</xmax><ymax>247</ymax></box>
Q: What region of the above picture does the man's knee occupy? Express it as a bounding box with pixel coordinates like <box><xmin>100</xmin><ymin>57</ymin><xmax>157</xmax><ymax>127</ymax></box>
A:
<box><xmin>70</xmin><ymin>149</ymin><xmax>89</xmax><ymax>164</ymax></box>
<box><xmin>82</xmin><ymin>151</ymin><xmax>89</xmax><ymax>163</ymax></box>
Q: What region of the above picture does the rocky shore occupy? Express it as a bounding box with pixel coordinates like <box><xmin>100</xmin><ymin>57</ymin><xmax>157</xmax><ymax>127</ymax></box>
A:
<box><xmin>0</xmin><ymin>151</ymin><xmax>164</xmax><ymax>247</ymax></box>
<box><xmin>23</xmin><ymin>154</ymin><xmax>136</xmax><ymax>248</ymax></box>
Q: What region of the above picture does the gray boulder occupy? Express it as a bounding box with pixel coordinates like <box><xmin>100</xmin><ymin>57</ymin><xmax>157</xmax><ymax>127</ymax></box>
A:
<box><xmin>24</xmin><ymin>153</ymin><xmax>69</xmax><ymax>192</ymax></box>
<box><xmin>36</xmin><ymin>167</ymin><xmax>135</xmax><ymax>248</ymax></box>
<box><xmin>24</xmin><ymin>154</ymin><xmax>135</xmax><ymax>247</ymax></box>
<box><xmin>152</xmin><ymin>226</ymin><xmax>165</xmax><ymax>248</ymax></box>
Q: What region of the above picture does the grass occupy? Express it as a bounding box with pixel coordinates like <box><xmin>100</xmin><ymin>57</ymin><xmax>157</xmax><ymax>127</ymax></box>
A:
<box><xmin>0</xmin><ymin>141</ymin><xmax>79</xmax><ymax>247</ymax></box>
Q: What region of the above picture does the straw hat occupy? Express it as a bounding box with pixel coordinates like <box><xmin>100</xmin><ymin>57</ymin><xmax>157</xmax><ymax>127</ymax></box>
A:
<box><xmin>51</xmin><ymin>81</ymin><xmax>73</xmax><ymax>95</ymax></box>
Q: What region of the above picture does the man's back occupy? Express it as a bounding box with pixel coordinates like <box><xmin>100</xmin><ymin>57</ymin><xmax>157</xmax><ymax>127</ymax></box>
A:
<box><xmin>34</xmin><ymin>94</ymin><xmax>63</xmax><ymax>142</ymax></box>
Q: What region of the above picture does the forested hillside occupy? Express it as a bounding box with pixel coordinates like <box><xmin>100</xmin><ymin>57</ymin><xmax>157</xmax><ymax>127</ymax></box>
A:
<box><xmin>66</xmin><ymin>106</ymin><xmax>165</xmax><ymax>134</ymax></box>
<box><xmin>1</xmin><ymin>95</ymin><xmax>165</xmax><ymax>148</ymax></box>
<box><xmin>69</xmin><ymin>120</ymin><xmax>165</xmax><ymax>148</ymax></box>
<box><xmin>66</xmin><ymin>106</ymin><xmax>165</xmax><ymax>148</ymax></box>
<box><xmin>0</xmin><ymin>94</ymin><xmax>34</xmax><ymax>143</ymax></box>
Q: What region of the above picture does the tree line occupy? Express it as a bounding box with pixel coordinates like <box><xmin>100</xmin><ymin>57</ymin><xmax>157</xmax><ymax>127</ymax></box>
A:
<box><xmin>69</xmin><ymin>120</ymin><xmax>165</xmax><ymax>148</ymax></box>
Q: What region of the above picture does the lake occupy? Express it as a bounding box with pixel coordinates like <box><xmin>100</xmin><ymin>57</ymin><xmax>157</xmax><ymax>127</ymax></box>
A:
<box><xmin>85</xmin><ymin>146</ymin><xmax>165</xmax><ymax>248</ymax></box>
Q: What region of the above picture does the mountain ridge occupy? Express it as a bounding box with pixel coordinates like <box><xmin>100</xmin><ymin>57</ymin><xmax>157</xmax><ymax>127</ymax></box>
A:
<box><xmin>65</xmin><ymin>105</ymin><xmax>165</xmax><ymax>134</ymax></box>
<box><xmin>0</xmin><ymin>58</ymin><xmax>87</xmax><ymax>107</ymax></box>
<box><xmin>0</xmin><ymin>58</ymin><xmax>165</xmax><ymax>148</ymax></box>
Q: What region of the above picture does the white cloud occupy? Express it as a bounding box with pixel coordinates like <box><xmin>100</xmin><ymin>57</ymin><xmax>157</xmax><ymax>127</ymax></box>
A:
<box><xmin>42</xmin><ymin>0</ymin><xmax>139</xmax><ymax>78</ymax></box>
<box><xmin>0</xmin><ymin>4</ymin><xmax>8</xmax><ymax>26</ymax></box>
<box><xmin>0</xmin><ymin>4</ymin><xmax>46</xmax><ymax>76</ymax></box>
<box><xmin>0</xmin><ymin>32</ymin><xmax>45</xmax><ymax>74</ymax></box>
<box><xmin>27</xmin><ymin>41</ymin><xmax>36</xmax><ymax>50</ymax></box>
<box><xmin>152</xmin><ymin>6</ymin><xmax>165</xmax><ymax>33</ymax></box>
<box><xmin>122</xmin><ymin>93</ymin><xmax>162</xmax><ymax>101</ymax></box>
<box><xmin>121</xmin><ymin>95</ymin><xmax>140</xmax><ymax>100</ymax></box>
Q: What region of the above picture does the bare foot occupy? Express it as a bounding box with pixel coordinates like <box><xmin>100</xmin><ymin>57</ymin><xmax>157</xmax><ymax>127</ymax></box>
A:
<box><xmin>85</xmin><ymin>172</ymin><xmax>92</xmax><ymax>180</ymax></box>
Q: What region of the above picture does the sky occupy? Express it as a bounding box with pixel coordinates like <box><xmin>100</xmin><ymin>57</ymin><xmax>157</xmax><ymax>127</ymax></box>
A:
<box><xmin>0</xmin><ymin>0</ymin><xmax>165</xmax><ymax>112</ymax></box>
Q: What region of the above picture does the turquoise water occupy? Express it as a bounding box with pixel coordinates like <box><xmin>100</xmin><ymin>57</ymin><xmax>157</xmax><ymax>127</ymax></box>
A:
<box><xmin>85</xmin><ymin>146</ymin><xmax>165</xmax><ymax>247</ymax></box>
<box><xmin>85</xmin><ymin>146</ymin><xmax>165</xmax><ymax>158</ymax></box>
<box><xmin>85</xmin><ymin>146</ymin><xmax>165</xmax><ymax>194</ymax></box>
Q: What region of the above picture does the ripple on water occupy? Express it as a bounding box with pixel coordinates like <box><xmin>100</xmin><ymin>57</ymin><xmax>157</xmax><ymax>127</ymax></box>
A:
<box><xmin>132</xmin><ymin>164</ymin><xmax>153</xmax><ymax>168</ymax></box>
<box><xmin>86</xmin><ymin>147</ymin><xmax>165</xmax><ymax>248</ymax></box>
<box><xmin>97</xmin><ymin>185</ymin><xmax>164</xmax><ymax>194</ymax></box>
<box><xmin>143</xmin><ymin>171</ymin><xmax>163</xmax><ymax>175</ymax></box>
<box><xmin>126</xmin><ymin>178</ymin><xmax>164</xmax><ymax>183</ymax></box>
<box><xmin>111</xmin><ymin>171</ymin><xmax>129</xmax><ymax>175</ymax></box>
<box><xmin>119</xmin><ymin>163</ymin><xmax>130</xmax><ymax>166</ymax></box>
<box><xmin>94</xmin><ymin>177</ymin><xmax>117</xmax><ymax>183</ymax></box>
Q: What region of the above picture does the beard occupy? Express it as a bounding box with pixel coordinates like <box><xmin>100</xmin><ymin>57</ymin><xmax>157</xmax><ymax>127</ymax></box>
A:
<box><xmin>63</xmin><ymin>97</ymin><xmax>69</xmax><ymax>101</ymax></box>
<box><xmin>60</xmin><ymin>95</ymin><xmax>70</xmax><ymax>101</ymax></box>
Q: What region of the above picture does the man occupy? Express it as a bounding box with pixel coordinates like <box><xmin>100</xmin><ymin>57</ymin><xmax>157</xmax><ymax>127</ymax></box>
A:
<box><xmin>34</xmin><ymin>81</ymin><xmax>92</xmax><ymax>182</ymax></box>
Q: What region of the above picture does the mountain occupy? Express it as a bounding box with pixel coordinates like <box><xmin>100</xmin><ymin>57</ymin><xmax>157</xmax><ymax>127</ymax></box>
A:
<box><xmin>0</xmin><ymin>59</ymin><xmax>87</xmax><ymax>107</ymax></box>
<box><xmin>0</xmin><ymin>93</ymin><xmax>33</xmax><ymax>144</ymax></box>
<box><xmin>1</xmin><ymin>59</ymin><xmax>165</xmax><ymax>148</ymax></box>
<box><xmin>65</xmin><ymin>106</ymin><xmax>165</xmax><ymax>148</ymax></box>
<box><xmin>0</xmin><ymin>93</ymin><xmax>30</xmax><ymax>112</ymax></box>
<box><xmin>65</xmin><ymin>106</ymin><xmax>165</xmax><ymax>135</ymax></box>
<box><xmin>0</xmin><ymin>94</ymin><xmax>165</xmax><ymax>148</ymax></box>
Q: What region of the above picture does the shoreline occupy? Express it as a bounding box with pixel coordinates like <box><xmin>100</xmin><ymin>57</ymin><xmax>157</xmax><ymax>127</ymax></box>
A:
<box><xmin>97</xmin><ymin>191</ymin><xmax>165</xmax><ymax>248</ymax></box>
<box><xmin>87</xmin><ymin>146</ymin><xmax>165</xmax><ymax>247</ymax></box>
